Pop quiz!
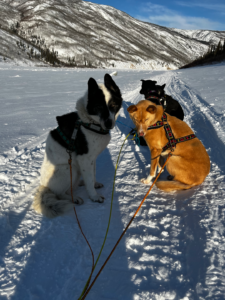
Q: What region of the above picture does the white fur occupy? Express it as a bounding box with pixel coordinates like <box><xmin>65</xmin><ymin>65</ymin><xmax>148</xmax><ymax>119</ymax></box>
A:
<box><xmin>98</xmin><ymin>84</ymin><xmax>111</xmax><ymax>104</ymax></box>
<box><xmin>33</xmin><ymin>86</ymin><xmax>113</xmax><ymax>218</ymax></box>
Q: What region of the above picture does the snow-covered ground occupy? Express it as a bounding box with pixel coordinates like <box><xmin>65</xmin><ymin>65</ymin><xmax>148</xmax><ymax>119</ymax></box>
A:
<box><xmin>0</xmin><ymin>62</ymin><xmax>225</xmax><ymax>300</ymax></box>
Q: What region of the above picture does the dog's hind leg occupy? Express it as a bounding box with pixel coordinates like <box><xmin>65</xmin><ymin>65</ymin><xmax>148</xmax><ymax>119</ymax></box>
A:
<box><xmin>48</xmin><ymin>164</ymin><xmax>83</xmax><ymax>204</ymax></box>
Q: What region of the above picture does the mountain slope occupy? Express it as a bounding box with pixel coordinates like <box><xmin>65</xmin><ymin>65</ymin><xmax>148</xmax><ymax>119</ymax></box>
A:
<box><xmin>1</xmin><ymin>0</ymin><xmax>225</xmax><ymax>69</ymax></box>
<box><xmin>171</xmin><ymin>28</ymin><xmax>225</xmax><ymax>45</ymax></box>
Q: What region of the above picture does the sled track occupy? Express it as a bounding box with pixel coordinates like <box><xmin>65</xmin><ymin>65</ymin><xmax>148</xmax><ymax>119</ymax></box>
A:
<box><xmin>142</xmin><ymin>72</ymin><xmax>225</xmax><ymax>299</ymax></box>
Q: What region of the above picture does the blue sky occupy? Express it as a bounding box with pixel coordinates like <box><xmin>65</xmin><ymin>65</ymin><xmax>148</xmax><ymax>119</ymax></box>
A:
<box><xmin>85</xmin><ymin>0</ymin><xmax>225</xmax><ymax>30</ymax></box>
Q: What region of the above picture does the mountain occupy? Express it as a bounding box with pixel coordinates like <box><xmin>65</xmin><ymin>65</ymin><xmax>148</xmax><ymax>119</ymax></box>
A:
<box><xmin>171</xmin><ymin>28</ymin><xmax>225</xmax><ymax>45</ymax></box>
<box><xmin>1</xmin><ymin>0</ymin><xmax>225</xmax><ymax>69</ymax></box>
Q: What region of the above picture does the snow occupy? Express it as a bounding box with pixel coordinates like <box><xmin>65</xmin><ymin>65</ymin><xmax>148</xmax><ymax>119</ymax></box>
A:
<box><xmin>1</xmin><ymin>62</ymin><xmax>225</xmax><ymax>300</ymax></box>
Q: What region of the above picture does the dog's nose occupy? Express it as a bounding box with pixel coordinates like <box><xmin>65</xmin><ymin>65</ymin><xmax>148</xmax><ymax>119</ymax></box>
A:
<box><xmin>104</xmin><ymin>119</ymin><xmax>113</xmax><ymax>129</ymax></box>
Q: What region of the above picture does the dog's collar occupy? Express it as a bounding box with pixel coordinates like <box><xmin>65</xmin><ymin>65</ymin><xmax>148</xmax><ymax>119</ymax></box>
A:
<box><xmin>80</xmin><ymin>121</ymin><xmax>110</xmax><ymax>135</ymax></box>
<box><xmin>57</xmin><ymin>117</ymin><xmax>110</xmax><ymax>152</ymax></box>
<box><xmin>146</xmin><ymin>95</ymin><xmax>160</xmax><ymax>101</ymax></box>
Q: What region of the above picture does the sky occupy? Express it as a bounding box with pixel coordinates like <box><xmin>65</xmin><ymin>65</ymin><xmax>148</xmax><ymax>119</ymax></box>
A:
<box><xmin>85</xmin><ymin>0</ymin><xmax>225</xmax><ymax>31</ymax></box>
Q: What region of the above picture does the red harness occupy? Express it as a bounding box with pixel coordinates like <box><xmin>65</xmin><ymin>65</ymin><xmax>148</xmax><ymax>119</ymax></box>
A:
<box><xmin>147</xmin><ymin>113</ymin><xmax>196</xmax><ymax>152</ymax></box>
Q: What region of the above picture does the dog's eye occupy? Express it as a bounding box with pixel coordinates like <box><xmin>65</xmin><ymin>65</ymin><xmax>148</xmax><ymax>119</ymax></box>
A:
<box><xmin>145</xmin><ymin>119</ymin><xmax>149</xmax><ymax>122</ymax></box>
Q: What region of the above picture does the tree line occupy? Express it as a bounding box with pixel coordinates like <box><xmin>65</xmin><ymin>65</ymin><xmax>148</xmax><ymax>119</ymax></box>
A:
<box><xmin>180</xmin><ymin>39</ymin><xmax>225</xmax><ymax>69</ymax></box>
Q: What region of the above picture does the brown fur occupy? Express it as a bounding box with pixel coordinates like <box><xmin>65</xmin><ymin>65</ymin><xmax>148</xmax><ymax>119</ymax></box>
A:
<box><xmin>127</xmin><ymin>100</ymin><xmax>210</xmax><ymax>192</ymax></box>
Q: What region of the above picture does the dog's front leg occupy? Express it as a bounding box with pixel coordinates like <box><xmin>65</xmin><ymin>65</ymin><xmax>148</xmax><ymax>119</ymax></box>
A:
<box><xmin>77</xmin><ymin>155</ymin><xmax>105</xmax><ymax>203</ymax></box>
<box><xmin>140</xmin><ymin>149</ymin><xmax>161</xmax><ymax>184</ymax></box>
<box><xmin>79</xmin><ymin>161</ymin><xmax>104</xmax><ymax>189</ymax></box>
<box><xmin>94</xmin><ymin>161</ymin><xmax>104</xmax><ymax>189</ymax></box>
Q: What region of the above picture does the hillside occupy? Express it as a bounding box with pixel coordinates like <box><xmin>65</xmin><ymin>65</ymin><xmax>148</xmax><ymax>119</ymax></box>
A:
<box><xmin>1</xmin><ymin>0</ymin><xmax>225</xmax><ymax>69</ymax></box>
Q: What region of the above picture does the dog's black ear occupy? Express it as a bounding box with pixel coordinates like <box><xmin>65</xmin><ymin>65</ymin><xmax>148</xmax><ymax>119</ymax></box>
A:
<box><xmin>104</xmin><ymin>74</ymin><xmax>121</xmax><ymax>96</ymax></box>
<box><xmin>140</xmin><ymin>79</ymin><xmax>145</xmax><ymax>82</ymax></box>
<box><xmin>161</xmin><ymin>84</ymin><xmax>166</xmax><ymax>90</ymax></box>
<box><xmin>127</xmin><ymin>105</ymin><xmax>137</xmax><ymax>113</ymax></box>
<box><xmin>88</xmin><ymin>77</ymin><xmax>99</xmax><ymax>92</ymax></box>
<box><xmin>146</xmin><ymin>105</ymin><xmax>156</xmax><ymax>114</ymax></box>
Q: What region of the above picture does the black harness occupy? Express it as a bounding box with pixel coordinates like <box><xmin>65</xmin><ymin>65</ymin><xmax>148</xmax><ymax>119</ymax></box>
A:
<box><xmin>56</xmin><ymin>117</ymin><xmax>110</xmax><ymax>153</ymax></box>
<box><xmin>148</xmin><ymin>113</ymin><xmax>196</xmax><ymax>153</ymax></box>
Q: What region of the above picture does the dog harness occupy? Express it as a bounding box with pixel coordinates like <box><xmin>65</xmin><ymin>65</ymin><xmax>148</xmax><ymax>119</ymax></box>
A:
<box><xmin>57</xmin><ymin>118</ymin><xmax>110</xmax><ymax>152</ymax></box>
<box><xmin>147</xmin><ymin>113</ymin><xmax>196</xmax><ymax>152</ymax></box>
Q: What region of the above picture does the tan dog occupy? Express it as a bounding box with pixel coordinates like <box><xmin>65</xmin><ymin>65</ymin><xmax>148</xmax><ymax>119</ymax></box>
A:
<box><xmin>127</xmin><ymin>100</ymin><xmax>210</xmax><ymax>192</ymax></box>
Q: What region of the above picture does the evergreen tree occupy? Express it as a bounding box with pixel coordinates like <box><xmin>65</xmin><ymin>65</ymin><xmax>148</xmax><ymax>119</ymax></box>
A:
<box><xmin>214</xmin><ymin>40</ymin><xmax>221</xmax><ymax>56</ymax></box>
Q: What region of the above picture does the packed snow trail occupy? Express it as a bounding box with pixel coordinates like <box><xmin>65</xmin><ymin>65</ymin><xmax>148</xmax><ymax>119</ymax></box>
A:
<box><xmin>0</xmin><ymin>65</ymin><xmax>225</xmax><ymax>300</ymax></box>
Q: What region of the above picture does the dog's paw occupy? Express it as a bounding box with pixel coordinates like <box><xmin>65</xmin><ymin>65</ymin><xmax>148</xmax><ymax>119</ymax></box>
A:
<box><xmin>79</xmin><ymin>181</ymin><xmax>104</xmax><ymax>189</ymax></box>
<box><xmin>74</xmin><ymin>197</ymin><xmax>84</xmax><ymax>205</ymax></box>
<box><xmin>140</xmin><ymin>178</ymin><xmax>151</xmax><ymax>184</ymax></box>
<box><xmin>95</xmin><ymin>182</ymin><xmax>104</xmax><ymax>189</ymax></box>
<box><xmin>140</xmin><ymin>175</ymin><xmax>154</xmax><ymax>184</ymax></box>
<box><xmin>91</xmin><ymin>194</ymin><xmax>105</xmax><ymax>203</ymax></box>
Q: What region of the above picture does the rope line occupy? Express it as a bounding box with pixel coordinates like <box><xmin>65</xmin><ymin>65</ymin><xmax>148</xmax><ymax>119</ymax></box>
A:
<box><xmin>78</xmin><ymin>132</ymin><xmax>131</xmax><ymax>300</ymax></box>
<box><xmin>80</xmin><ymin>153</ymin><xmax>172</xmax><ymax>300</ymax></box>
<box><xmin>68</xmin><ymin>155</ymin><xmax>95</xmax><ymax>296</ymax></box>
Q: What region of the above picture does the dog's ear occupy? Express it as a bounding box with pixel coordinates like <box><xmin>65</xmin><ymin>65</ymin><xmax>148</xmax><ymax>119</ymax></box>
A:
<box><xmin>140</xmin><ymin>80</ymin><xmax>145</xmax><ymax>94</ymax></box>
<box><xmin>146</xmin><ymin>105</ymin><xmax>156</xmax><ymax>114</ymax></box>
<box><xmin>104</xmin><ymin>74</ymin><xmax>121</xmax><ymax>96</ymax></box>
<box><xmin>88</xmin><ymin>77</ymin><xmax>99</xmax><ymax>92</ymax></box>
<box><xmin>127</xmin><ymin>105</ymin><xmax>137</xmax><ymax>113</ymax></box>
<box><xmin>161</xmin><ymin>84</ymin><xmax>166</xmax><ymax>90</ymax></box>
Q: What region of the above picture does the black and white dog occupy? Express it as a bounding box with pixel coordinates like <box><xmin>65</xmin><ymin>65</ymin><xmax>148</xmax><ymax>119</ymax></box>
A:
<box><xmin>33</xmin><ymin>74</ymin><xmax>123</xmax><ymax>218</ymax></box>
<box><xmin>140</xmin><ymin>79</ymin><xmax>184</xmax><ymax>120</ymax></box>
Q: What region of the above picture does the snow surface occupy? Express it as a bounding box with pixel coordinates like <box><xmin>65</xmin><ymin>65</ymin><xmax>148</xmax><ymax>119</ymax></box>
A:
<box><xmin>1</xmin><ymin>63</ymin><xmax>225</xmax><ymax>300</ymax></box>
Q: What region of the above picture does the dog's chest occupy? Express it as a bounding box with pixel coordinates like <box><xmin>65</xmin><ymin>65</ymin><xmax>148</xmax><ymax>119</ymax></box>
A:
<box><xmin>81</xmin><ymin>126</ymin><xmax>110</xmax><ymax>156</ymax></box>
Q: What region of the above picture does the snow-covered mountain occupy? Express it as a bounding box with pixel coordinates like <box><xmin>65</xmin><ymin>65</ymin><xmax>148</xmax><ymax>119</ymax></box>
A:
<box><xmin>171</xmin><ymin>28</ymin><xmax>225</xmax><ymax>45</ymax></box>
<box><xmin>1</xmin><ymin>0</ymin><xmax>225</xmax><ymax>69</ymax></box>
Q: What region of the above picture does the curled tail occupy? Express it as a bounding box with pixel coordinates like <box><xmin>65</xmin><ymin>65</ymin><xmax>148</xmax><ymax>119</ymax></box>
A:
<box><xmin>33</xmin><ymin>185</ymin><xmax>73</xmax><ymax>218</ymax></box>
<box><xmin>156</xmin><ymin>180</ymin><xmax>194</xmax><ymax>192</ymax></box>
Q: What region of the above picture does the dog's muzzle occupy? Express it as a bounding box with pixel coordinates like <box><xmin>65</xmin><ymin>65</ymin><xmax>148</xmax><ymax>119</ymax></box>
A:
<box><xmin>104</xmin><ymin>118</ymin><xmax>114</xmax><ymax>130</ymax></box>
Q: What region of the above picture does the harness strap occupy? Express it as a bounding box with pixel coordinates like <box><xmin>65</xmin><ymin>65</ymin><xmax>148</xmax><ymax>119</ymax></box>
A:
<box><xmin>147</xmin><ymin>113</ymin><xmax>196</xmax><ymax>153</ymax></box>
<box><xmin>147</xmin><ymin>113</ymin><xmax>167</xmax><ymax>130</ymax></box>
<box><xmin>57</xmin><ymin>118</ymin><xmax>110</xmax><ymax>153</ymax></box>
<box><xmin>162</xmin><ymin>133</ymin><xmax>196</xmax><ymax>152</ymax></box>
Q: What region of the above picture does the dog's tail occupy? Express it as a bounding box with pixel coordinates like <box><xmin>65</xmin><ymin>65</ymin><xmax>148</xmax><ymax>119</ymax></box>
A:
<box><xmin>33</xmin><ymin>185</ymin><xmax>74</xmax><ymax>218</ymax></box>
<box><xmin>156</xmin><ymin>180</ymin><xmax>194</xmax><ymax>192</ymax></box>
